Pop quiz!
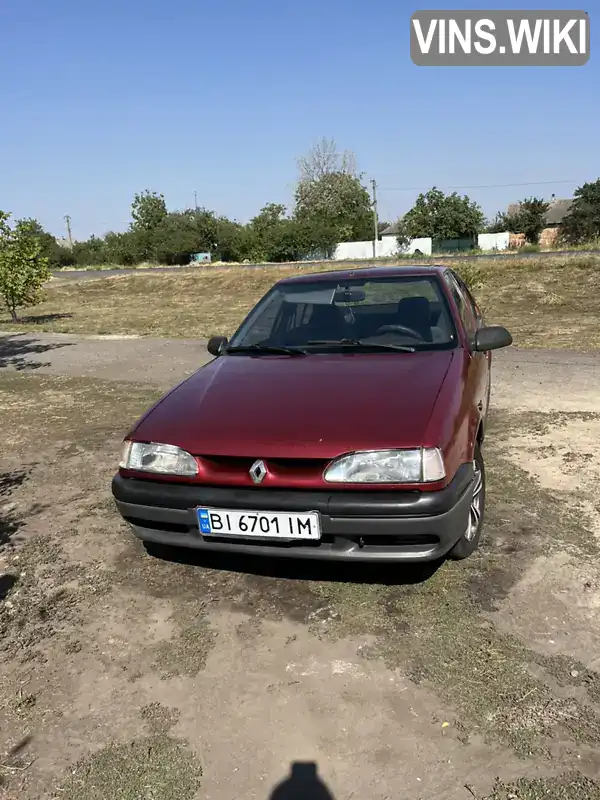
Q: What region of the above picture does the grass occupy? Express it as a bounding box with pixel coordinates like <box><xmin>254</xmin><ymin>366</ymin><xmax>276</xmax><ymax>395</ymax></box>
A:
<box><xmin>483</xmin><ymin>773</ymin><xmax>600</xmax><ymax>799</ymax></box>
<box><xmin>53</xmin><ymin>733</ymin><xmax>202</xmax><ymax>800</ymax></box>
<box><xmin>52</xmin><ymin>703</ymin><xmax>203</xmax><ymax>799</ymax></box>
<box><xmin>3</xmin><ymin>254</ymin><xmax>600</xmax><ymax>349</ymax></box>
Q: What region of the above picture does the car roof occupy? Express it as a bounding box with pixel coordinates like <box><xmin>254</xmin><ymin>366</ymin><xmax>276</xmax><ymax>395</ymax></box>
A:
<box><xmin>277</xmin><ymin>264</ymin><xmax>449</xmax><ymax>285</ymax></box>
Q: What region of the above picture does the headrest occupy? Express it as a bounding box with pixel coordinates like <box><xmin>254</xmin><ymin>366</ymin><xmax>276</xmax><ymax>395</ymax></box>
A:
<box><xmin>397</xmin><ymin>296</ymin><xmax>431</xmax><ymax>316</ymax></box>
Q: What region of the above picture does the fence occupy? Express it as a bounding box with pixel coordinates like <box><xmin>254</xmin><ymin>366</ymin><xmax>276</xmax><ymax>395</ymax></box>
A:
<box><xmin>333</xmin><ymin>232</ymin><xmax>510</xmax><ymax>260</ymax></box>
<box><xmin>333</xmin><ymin>237</ymin><xmax>432</xmax><ymax>260</ymax></box>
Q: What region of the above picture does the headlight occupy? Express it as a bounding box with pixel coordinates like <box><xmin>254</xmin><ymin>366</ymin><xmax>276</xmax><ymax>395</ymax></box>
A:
<box><xmin>323</xmin><ymin>448</ymin><xmax>445</xmax><ymax>484</ymax></box>
<box><xmin>119</xmin><ymin>441</ymin><xmax>198</xmax><ymax>477</ymax></box>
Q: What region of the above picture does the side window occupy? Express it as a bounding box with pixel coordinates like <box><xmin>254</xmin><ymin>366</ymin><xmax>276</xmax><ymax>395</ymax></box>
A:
<box><xmin>443</xmin><ymin>272</ymin><xmax>477</xmax><ymax>340</ymax></box>
<box><xmin>287</xmin><ymin>303</ymin><xmax>310</xmax><ymax>331</ymax></box>
<box><xmin>236</xmin><ymin>291</ymin><xmax>285</xmax><ymax>344</ymax></box>
<box><xmin>273</xmin><ymin>302</ymin><xmax>310</xmax><ymax>338</ymax></box>
<box><xmin>454</xmin><ymin>274</ymin><xmax>483</xmax><ymax>326</ymax></box>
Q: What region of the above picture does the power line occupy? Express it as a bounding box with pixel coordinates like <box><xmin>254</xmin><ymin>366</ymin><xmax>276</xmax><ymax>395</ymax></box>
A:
<box><xmin>377</xmin><ymin>179</ymin><xmax>579</xmax><ymax>192</ymax></box>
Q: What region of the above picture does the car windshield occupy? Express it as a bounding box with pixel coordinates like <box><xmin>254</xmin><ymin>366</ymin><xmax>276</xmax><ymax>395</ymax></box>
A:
<box><xmin>228</xmin><ymin>274</ymin><xmax>458</xmax><ymax>352</ymax></box>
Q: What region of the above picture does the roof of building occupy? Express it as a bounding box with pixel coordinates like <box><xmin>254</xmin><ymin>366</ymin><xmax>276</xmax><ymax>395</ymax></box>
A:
<box><xmin>507</xmin><ymin>198</ymin><xmax>573</xmax><ymax>225</ymax></box>
<box><xmin>380</xmin><ymin>222</ymin><xmax>401</xmax><ymax>236</ymax></box>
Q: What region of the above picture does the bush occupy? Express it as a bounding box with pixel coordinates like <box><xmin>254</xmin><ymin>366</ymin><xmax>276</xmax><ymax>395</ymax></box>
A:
<box><xmin>0</xmin><ymin>214</ymin><xmax>50</xmax><ymax>320</ymax></box>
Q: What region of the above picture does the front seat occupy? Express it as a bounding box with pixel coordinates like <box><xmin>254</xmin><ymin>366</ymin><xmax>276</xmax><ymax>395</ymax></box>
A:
<box><xmin>287</xmin><ymin>303</ymin><xmax>348</xmax><ymax>344</ymax></box>
<box><xmin>306</xmin><ymin>303</ymin><xmax>349</xmax><ymax>341</ymax></box>
<box><xmin>397</xmin><ymin>297</ymin><xmax>432</xmax><ymax>341</ymax></box>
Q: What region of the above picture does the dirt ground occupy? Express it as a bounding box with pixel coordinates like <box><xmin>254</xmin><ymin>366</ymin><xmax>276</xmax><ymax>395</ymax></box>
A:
<box><xmin>1</xmin><ymin>334</ymin><xmax>600</xmax><ymax>799</ymax></box>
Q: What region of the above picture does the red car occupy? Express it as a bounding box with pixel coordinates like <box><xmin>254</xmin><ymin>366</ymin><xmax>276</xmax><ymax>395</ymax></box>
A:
<box><xmin>112</xmin><ymin>265</ymin><xmax>512</xmax><ymax>563</ymax></box>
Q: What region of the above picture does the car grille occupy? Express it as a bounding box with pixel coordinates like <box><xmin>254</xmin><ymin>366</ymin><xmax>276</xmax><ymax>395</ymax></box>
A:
<box><xmin>196</xmin><ymin>454</ymin><xmax>330</xmax><ymax>485</ymax></box>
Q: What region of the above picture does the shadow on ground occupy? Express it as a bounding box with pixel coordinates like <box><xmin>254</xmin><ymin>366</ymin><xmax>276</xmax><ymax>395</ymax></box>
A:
<box><xmin>269</xmin><ymin>762</ymin><xmax>335</xmax><ymax>799</ymax></box>
<box><xmin>0</xmin><ymin>469</ymin><xmax>30</xmax><ymax>546</ymax></box>
<box><xmin>5</xmin><ymin>313</ymin><xmax>73</xmax><ymax>326</ymax></box>
<box><xmin>0</xmin><ymin>573</ymin><xmax>17</xmax><ymax>600</ymax></box>
<box><xmin>0</xmin><ymin>331</ymin><xmax>74</xmax><ymax>370</ymax></box>
<box><xmin>0</xmin><ymin>470</ymin><xmax>29</xmax><ymax>636</ymax></box>
<box><xmin>143</xmin><ymin>542</ymin><xmax>442</xmax><ymax>586</ymax></box>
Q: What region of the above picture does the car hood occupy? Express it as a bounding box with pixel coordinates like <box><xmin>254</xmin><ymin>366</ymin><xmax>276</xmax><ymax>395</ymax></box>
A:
<box><xmin>132</xmin><ymin>351</ymin><xmax>455</xmax><ymax>459</ymax></box>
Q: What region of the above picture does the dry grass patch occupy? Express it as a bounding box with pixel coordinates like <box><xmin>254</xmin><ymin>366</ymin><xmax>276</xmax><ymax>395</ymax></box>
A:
<box><xmin>0</xmin><ymin>255</ymin><xmax>598</xmax><ymax>348</ymax></box>
<box><xmin>484</xmin><ymin>772</ymin><xmax>600</xmax><ymax>799</ymax></box>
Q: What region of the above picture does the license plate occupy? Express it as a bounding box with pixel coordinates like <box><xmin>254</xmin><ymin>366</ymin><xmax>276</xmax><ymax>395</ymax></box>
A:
<box><xmin>196</xmin><ymin>507</ymin><xmax>321</xmax><ymax>540</ymax></box>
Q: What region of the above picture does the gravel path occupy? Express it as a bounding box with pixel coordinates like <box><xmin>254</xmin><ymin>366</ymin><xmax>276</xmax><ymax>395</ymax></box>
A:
<box><xmin>1</xmin><ymin>330</ymin><xmax>599</xmax><ymax>412</ymax></box>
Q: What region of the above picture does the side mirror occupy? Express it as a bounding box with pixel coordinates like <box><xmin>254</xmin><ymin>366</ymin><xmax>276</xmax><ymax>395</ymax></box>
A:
<box><xmin>473</xmin><ymin>326</ymin><xmax>513</xmax><ymax>352</ymax></box>
<box><xmin>207</xmin><ymin>335</ymin><xmax>228</xmax><ymax>357</ymax></box>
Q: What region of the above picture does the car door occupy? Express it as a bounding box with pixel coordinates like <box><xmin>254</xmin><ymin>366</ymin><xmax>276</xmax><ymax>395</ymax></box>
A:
<box><xmin>452</xmin><ymin>272</ymin><xmax>491</xmax><ymax>420</ymax></box>
<box><xmin>443</xmin><ymin>270</ymin><xmax>489</xmax><ymax>435</ymax></box>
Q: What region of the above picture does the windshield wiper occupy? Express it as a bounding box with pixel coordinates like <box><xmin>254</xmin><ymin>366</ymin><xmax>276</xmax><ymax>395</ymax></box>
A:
<box><xmin>307</xmin><ymin>338</ymin><xmax>416</xmax><ymax>353</ymax></box>
<box><xmin>225</xmin><ymin>344</ymin><xmax>307</xmax><ymax>356</ymax></box>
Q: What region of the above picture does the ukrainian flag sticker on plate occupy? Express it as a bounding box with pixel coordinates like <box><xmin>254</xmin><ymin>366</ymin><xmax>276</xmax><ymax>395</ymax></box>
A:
<box><xmin>198</xmin><ymin>509</ymin><xmax>212</xmax><ymax>534</ymax></box>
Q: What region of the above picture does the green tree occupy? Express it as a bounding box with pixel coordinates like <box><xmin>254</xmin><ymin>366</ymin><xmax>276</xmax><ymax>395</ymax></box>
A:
<box><xmin>485</xmin><ymin>212</ymin><xmax>511</xmax><ymax>233</ymax></box>
<box><xmin>131</xmin><ymin>190</ymin><xmax>168</xmax><ymax>231</ymax></box>
<box><xmin>0</xmin><ymin>213</ymin><xmax>50</xmax><ymax>321</ymax></box>
<box><xmin>560</xmin><ymin>179</ymin><xmax>600</xmax><ymax>244</ymax></box>
<box><xmin>508</xmin><ymin>197</ymin><xmax>550</xmax><ymax>243</ymax></box>
<box><xmin>72</xmin><ymin>235</ymin><xmax>107</xmax><ymax>266</ymax></box>
<box><xmin>129</xmin><ymin>190</ymin><xmax>169</xmax><ymax>262</ymax></box>
<box><xmin>395</xmin><ymin>219</ymin><xmax>411</xmax><ymax>252</ymax></box>
<box><xmin>102</xmin><ymin>231</ymin><xmax>139</xmax><ymax>266</ymax></box>
<box><xmin>295</xmin><ymin>172</ymin><xmax>372</xmax><ymax>244</ymax></box>
<box><xmin>245</xmin><ymin>203</ymin><xmax>289</xmax><ymax>261</ymax></box>
<box><xmin>153</xmin><ymin>209</ymin><xmax>221</xmax><ymax>265</ymax></box>
<box><xmin>17</xmin><ymin>218</ymin><xmax>74</xmax><ymax>268</ymax></box>
<box><xmin>401</xmin><ymin>187</ymin><xmax>485</xmax><ymax>240</ymax></box>
<box><xmin>294</xmin><ymin>140</ymin><xmax>372</xmax><ymax>250</ymax></box>
<box><xmin>292</xmin><ymin>217</ymin><xmax>340</xmax><ymax>260</ymax></box>
<box><xmin>213</xmin><ymin>217</ymin><xmax>248</xmax><ymax>262</ymax></box>
<box><xmin>262</xmin><ymin>218</ymin><xmax>303</xmax><ymax>262</ymax></box>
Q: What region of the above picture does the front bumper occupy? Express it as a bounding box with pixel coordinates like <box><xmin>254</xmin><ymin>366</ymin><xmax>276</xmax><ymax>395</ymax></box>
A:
<box><xmin>111</xmin><ymin>463</ymin><xmax>475</xmax><ymax>563</ymax></box>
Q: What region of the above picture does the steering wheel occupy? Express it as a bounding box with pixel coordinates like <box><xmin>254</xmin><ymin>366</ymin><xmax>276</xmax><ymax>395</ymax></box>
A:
<box><xmin>374</xmin><ymin>324</ymin><xmax>423</xmax><ymax>339</ymax></box>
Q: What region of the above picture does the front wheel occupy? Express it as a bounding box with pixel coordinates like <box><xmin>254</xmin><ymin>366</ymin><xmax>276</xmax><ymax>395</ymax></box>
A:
<box><xmin>448</xmin><ymin>444</ymin><xmax>485</xmax><ymax>561</ymax></box>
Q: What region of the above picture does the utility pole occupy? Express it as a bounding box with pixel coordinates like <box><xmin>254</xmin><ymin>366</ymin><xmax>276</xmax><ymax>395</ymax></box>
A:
<box><xmin>370</xmin><ymin>179</ymin><xmax>378</xmax><ymax>259</ymax></box>
<box><xmin>64</xmin><ymin>215</ymin><xmax>73</xmax><ymax>247</ymax></box>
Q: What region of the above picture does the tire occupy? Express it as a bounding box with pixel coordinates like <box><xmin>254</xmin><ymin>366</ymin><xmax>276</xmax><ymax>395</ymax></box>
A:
<box><xmin>448</xmin><ymin>443</ymin><xmax>485</xmax><ymax>561</ymax></box>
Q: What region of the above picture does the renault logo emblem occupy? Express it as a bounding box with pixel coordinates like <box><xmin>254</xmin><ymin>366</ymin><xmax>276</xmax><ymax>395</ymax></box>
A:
<box><xmin>249</xmin><ymin>459</ymin><xmax>267</xmax><ymax>484</ymax></box>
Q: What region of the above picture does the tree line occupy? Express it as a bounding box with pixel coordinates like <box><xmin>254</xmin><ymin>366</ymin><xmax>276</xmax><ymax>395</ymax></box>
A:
<box><xmin>3</xmin><ymin>138</ymin><xmax>600</xmax><ymax>285</ymax></box>
<box><xmin>33</xmin><ymin>140</ymin><xmax>377</xmax><ymax>269</ymax></box>
<box><xmin>395</xmin><ymin>180</ymin><xmax>600</xmax><ymax>249</ymax></box>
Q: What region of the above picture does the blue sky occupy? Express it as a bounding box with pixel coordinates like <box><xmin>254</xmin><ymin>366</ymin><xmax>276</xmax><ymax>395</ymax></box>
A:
<box><xmin>0</xmin><ymin>0</ymin><xmax>596</xmax><ymax>240</ymax></box>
